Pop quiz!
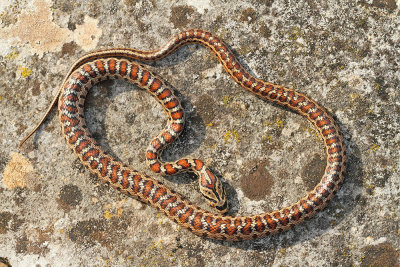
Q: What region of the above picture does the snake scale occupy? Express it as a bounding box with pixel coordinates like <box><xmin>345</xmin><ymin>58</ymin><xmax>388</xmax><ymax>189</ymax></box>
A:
<box><xmin>20</xmin><ymin>29</ymin><xmax>346</xmax><ymax>241</ymax></box>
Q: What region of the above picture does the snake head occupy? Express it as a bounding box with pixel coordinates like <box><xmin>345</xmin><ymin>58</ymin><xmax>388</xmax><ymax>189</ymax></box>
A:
<box><xmin>199</xmin><ymin>169</ymin><xmax>228</xmax><ymax>214</ymax></box>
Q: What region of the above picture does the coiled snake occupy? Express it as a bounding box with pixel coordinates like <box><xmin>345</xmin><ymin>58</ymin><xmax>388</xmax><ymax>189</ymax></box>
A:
<box><xmin>20</xmin><ymin>29</ymin><xmax>346</xmax><ymax>241</ymax></box>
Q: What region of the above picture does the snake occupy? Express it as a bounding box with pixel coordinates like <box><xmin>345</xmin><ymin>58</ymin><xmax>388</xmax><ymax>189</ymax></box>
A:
<box><xmin>20</xmin><ymin>29</ymin><xmax>346</xmax><ymax>241</ymax></box>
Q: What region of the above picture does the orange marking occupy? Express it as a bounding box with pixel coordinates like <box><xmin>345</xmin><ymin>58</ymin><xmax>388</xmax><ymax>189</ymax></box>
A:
<box><xmin>62</xmin><ymin>104</ymin><xmax>78</xmax><ymax>113</ymax></box>
<box><xmin>111</xmin><ymin>165</ymin><xmax>120</xmax><ymax>183</ymax></box>
<box><xmin>60</xmin><ymin>115</ymin><xmax>79</xmax><ymax>126</ymax></box>
<box><xmin>301</xmin><ymin>102</ymin><xmax>315</xmax><ymax>113</ymax></box>
<box><xmin>151</xmin><ymin>162</ymin><xmax>161</xmax><ymax>173</ymax></box>
<box><xmin>165</xmin><ymin>99</ymin><xmax>179</xmax><ymax>109</ymax></box>
<box><xmin>68</xmin><ymin>130</ymin><xmax>84</xmax><ymax>144</ymax></box>
<box><xmin>140</xmin><ymin>70</ymin><xmax>150</xmax><ymax>86</ymax></box>
<box><xmin>130</xmin><ymin>64</ymin><xmax>138</xmax><ymax>80</ymax></box>
<box><xmin>90</xmin><ymin>160</ymin><xmax>98</xmax><ymax>169</ymax></box>
<box><xmin>328</xmin><ymin>146</ymin><xmax>341</xmax><ymax>154</ymax></box>
<box><xmin>179</xmin><ymin>207</ymin><xmax>194</xmax><ymax>223</ymax></box>
<box><xmin>82</xmin><ymin>148</ymin><xmax>99</xmax><ymax>161</ymax></box>
<box><xmin>171</xmin><ymin>110</ymin><xmax>184</xmax><ymax>120</ymax></box>
<box><xmin>150</xmin><ymin>79</ymin><xmax>161</xmax><ymax>92</ymax></box>
<box><xmin>322</xmin><ymin>127</ymin><xmax>336</xmax><ymax>136</ymax></box>
<box><xmin>308</xmin><ymin>194</ymin><xmax>322</xmax><ymax>206</ymax></box>
<box><xmin>161</xmin><ymin>132</ymin><xmax>173</xmax><ymax>143</ymax></box>
<box><xmin>310</xmin><ymin>109</ymin><xmax>324</xmax><ymax>120</ymax></box>
<box><xmin>99</xmin><ymin>157</ymin><xmax>110</xmax><ymax>176</ymax></box>
<box><xmin>292</xmin><ymin>205</ymin><xmax>302</xmax><ymax>221</ymax></box>
<box><xmin>119</xmin><ymin>61</ymin><xmax>127</xmax><ymax>76</ymax></box>
<box><xmin>158</xmin><ymin>89</ymin><xmax>172</xmax><ymax>100</ymax></box>
<box><xmin>122</xmin><ymin>170</ymin><xmax>130</xmax><ymax>188</ymax></box>
<box><xmin>63</xmin><ymin>94</ymin><xmax>78</xmax><ymax>101</ymax></box>
<box><xmin>264</xmin><ymin>214</ymin><xmax>277</xmax><ymax>230</ymax></box>
<box><xmin>160</xmin><ymin>196</ymin><xmax>177</xmax><ymax>209</ymax></box>
<box><xmin>152</xmin><ymin>187</ymin><xmax>166</xmax><ymax>203</ymax></box>
<box><xmin>165</xmin><ymin>164</ymin><xmax>177</xmax><ymax>175</ymax></box>
<box><xmin>194</xmin><ymin>159</ymin><xmax>203</xmax><ymax>171</ymax></box>
<box><xmin>146</xmin><ymin>151</ymin><xmax>156</xmax><ymax>160</ymax></box>
<box><xmin>316</xmin><ymin>118</ymin><xmax>330</xmax><ymax>128</ymax></box>
<box><xmin>108</xmin><ymin>59</ymin><xmax>116</xmax><ymax>74</ymax></box>
<box><xmin>326</xmin><ymin>137</ymin><xmax>338</xmax><ymax>145</ymax></box>
<box><xmin>191</xmin><ymin>212</ymin><xmax>203</xmax><ymax>230</ymax></box>
<box><xmin>143</xmin><ymin>180</ymin><xmax>154</xmax><ymax>197</ymax></box>
<box><xmin>75</xmin><ymin>139</ymin><xmax>91</xmax><ymax>153</ymax></box>
<box><xmin>169</xmin><ymin>203</ymin><xmax>185</xmax><ymax>216</ymax></box>
<box><xmin>300</xmin><ymin>200</ymin><xmax>313</xmax><ymax>213</ymax></box>
<box><xmin>171</xmin><ymin>123</ymin><xmax>183</xmax><ymax>133</ymax></box>
<box><xmin>133</xmin><ymin>175</ymin><xmax>142</xmax><ymax>193</ymax></box>
<box><xmin>234</xmin><ymin>71</ymin><xmax>243</xmax><ymax>81</ymax></box>
<box><xmin>177</xmin><ymin>159</ymin><xmax>190</xmax><ymax>169</ymax></box>
<box><xmin>254</xmin><ymin>216</ymin><xmax>265</xmax><ymax>232</ymax></box>
<box><xmin>151</xmin><ymin>139</ymin><xmax>162</xmax><ymax>150</ymax></box>
<box><xmin>241</xmin><ymin>218</ymin><xmax>252</xmax><ymax>235</ymax></box>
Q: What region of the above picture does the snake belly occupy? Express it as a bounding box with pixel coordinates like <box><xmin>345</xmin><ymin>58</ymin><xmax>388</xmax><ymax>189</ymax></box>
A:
<box><xmin>58</xmin><ymin>29</ymin><xmax>346</xmax><ymax>241</ymax></box>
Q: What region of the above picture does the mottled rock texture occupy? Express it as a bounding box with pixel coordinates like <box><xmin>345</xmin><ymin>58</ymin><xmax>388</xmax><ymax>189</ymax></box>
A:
<box><xmin>0</xmin><ymin>0</ymin><xmax>399</xmax><ymax>266</ymax></box>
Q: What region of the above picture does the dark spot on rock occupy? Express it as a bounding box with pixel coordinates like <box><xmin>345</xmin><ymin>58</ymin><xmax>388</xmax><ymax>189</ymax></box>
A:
<box><xmin>259</xmin><ymin>23</ymin><xmax>272</xmax><ymax>39</ymax></box>
<box><xmin>124</xmin><ymin>0</ymin><xmax>137</xmax><ymax>7</ymax></box>
<box><xmin>58</xmin><ymin>1</ymin><xmax>74</xmax><ymax>12</ymax></box>
<box><xmin>170</xmin><ymin>5</ymin><xmax>195</xmax><ymax>28</ymax></box>
<box><xmin>301</xmin><ymin>154</ymin><xmax>326</xmax><ymax>191</ymax></box>
<box><xmin>58</xmin><ymin>184</ymin><xmax>83</xmax><ymax>211</ymax></box>
<box><xmin>240</xmin><ymin>8</ymin><xmax>257</xmax><ymax>24</ymax></box>
<box><xmin>15</xmin><ymin>233</ymin><xmax>29</xmax><ymax>254</ymax></box>
<box><xmin>61</xmin><ymin>42</ymin><xmax>78</xmax><ymax>57</ymax></box>
<box><xmin>0</xmin><ymin>212</ymin><xmax>12</xmax><ymax>234</ymax></box>
<box><xmin>16</xmin><ymin>123</ymin><xmax>28</xmax><ymax>136</ymax></box>
<box><xmin>125</xmin><ymin>113</ymin><xmax>136</xmax><ymax>124</ymax></box>
<box><xmin>254</xmin><ymin>0</ymin><xmax>274</xmax><ymax>6</ymax></box>
<box><xmin>15</xmin><ymin>227</ymin><xmax>52</xmax><ymax>255</ymax></box>
<box><xmin>371</xmin><ymin>0</ymin><xmax>397</xmax><ymax>11</ymax></box>
<box><xmin>361</xmin><ymin>243</ymin><xmax>399</xmax><ymax>267</ymax></box>
<box><xmin>375</xmin><ymin>76</ymin><xmax>389</xmax><ymax>101</ymax></box>
<box><xmin>31</xmin><ymin>79</ymin><xmax>41</xmax><ymax>96</ymax></box>
<box><xmin>240</xmin><ymin>159</ymin><xmax>273</xmax><ymax>200</ymax></box>
<box><xmin>69</xmin><ymin>218</ymin><xmax>105</xmax><ymax>246</ymax></box>
<box><xmin>194</xmin><ymin>94</ymin><xmax>218</xmax><ymax>125</ymax></box>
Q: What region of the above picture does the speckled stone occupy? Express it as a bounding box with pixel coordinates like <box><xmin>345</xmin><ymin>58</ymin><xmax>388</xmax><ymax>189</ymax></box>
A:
<box><xmin>0</xmin><ymin>0</ymin><xmax>399</xmax><ymax>266</ymax></box>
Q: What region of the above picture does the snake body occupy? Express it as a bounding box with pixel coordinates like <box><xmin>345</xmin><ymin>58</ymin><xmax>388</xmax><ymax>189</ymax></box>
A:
<box><xmin>25</xmin><ymin>29</ymin><xmax>346</xmax><ymax>241</ymax></box>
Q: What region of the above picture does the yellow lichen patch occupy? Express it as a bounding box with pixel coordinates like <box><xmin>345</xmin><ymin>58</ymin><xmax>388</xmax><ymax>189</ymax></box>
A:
<box><xmin>224</xmin><ymin>130</ymin><xmax>240</xmax><ymax>143</ymax></box>
<box><xmin>0</xmin><ymin>0</ymin><xmax>71</xmax><ymax>57</ymax></box>
<box><xmin>103</xmin><ymin>199</ymin><xmax>127</xmax><ymax>219</ymax></box>
<box><xmin>205</xmin><ymin>122</ymin><xmax>213</xmax><ymax>127</ymax></box>
<box><xmin>275</xmin><ymin>118</ymin><xmax>284</xmax><ymax>127</ymax></box>
<box><xmin>2</xmin><ymin>152</ymin><xmax>34</xmax><ymax>189</ymax></box>
<box><xmin>18</xmin><ymin>65</ymin><xmax>32</xmax><ymax>78</ymax></box>
<box><xmin>368</xmin><ymin>144</ymin><xmax>380</xmax><ymax>153</ymax></box>
<box><xmin>104</xmin><ymin>210</ymin><xmax>113</xmax><ymax>220</ymax></box>
<box><xmin>262</xmin><ymin>135</ymin><xmax>273</xmax><ymax>142</ymax></box>
<box><xmin>73</xmin><ymin>15</ymin><xmax>102</xmax><ymax>51</ymax></box>
<box><xmin>5</xmin><ymin>49</ymin><xmax>19</xmax><ymax>60</ymax></box>
<box><xmin>222</xmin><ymin>95</ymin><xmax>232</xmax><ymax>106</ymax></box>
<box><xmin>302</xmin><ymin>126</ymin><xmax>321</xmax><ymax>141</ymax></box>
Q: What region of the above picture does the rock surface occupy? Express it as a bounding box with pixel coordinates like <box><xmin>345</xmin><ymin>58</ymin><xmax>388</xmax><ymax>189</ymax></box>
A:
<box><xmin>0</xmin><ymin>0</ymin><xmax>399</xmax><ymax>266</ymax></box>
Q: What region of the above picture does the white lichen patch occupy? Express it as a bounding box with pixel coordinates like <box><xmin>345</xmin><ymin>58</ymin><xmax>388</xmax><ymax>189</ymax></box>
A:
<box><xmin>187</xmin><ymin>0</ymin><xmax>211</xmax><ymax>14</ymax></box>
<box><xmin>0</xmin><ymin>0</ymin><xmax>102</xmax><ymax>57</ymax></box>
<box><xmin>73</xmin><ymin>15</ymin><xmax>102</xmax><ymax>52</ymax></box>
<box><xmin>2</xmin><ymin>152</ymin><xmax>34</xmax><ymax>189</ymax></box>
<box><xmin>0</xmin><ymin>0</ymin><xmax>71</xmax><ymax>57</ymax></box>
